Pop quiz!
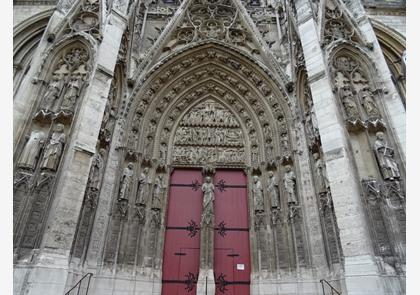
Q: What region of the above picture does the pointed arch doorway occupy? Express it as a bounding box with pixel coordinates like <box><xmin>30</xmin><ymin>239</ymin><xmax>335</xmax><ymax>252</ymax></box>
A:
<box><xmin>161</xmin><ymin>100</ymin><xmax>251</xmax><ymax>295</ymax></box>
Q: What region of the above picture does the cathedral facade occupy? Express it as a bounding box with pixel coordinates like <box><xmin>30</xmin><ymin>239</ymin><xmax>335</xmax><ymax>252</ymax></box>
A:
<box><xmin>13</xmin><ymin>0</ymin><xmax>406</xmax><ymax>294</ymax></box>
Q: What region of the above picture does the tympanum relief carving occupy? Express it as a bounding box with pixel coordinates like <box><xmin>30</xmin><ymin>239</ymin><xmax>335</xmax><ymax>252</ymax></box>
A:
<box><xmin>172</xmin><ymin>100</ymin><xmax>246</xmax><ymax>165</ymax></box>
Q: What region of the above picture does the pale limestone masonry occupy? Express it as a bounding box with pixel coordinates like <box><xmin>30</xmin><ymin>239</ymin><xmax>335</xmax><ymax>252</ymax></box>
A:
<box><xmin>13</xmin><ymin>0</ymin><xmax>406</xmax><ymax>294</ymax></box>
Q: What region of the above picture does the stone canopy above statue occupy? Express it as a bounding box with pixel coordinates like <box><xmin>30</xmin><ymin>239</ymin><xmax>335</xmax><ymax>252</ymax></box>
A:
<box><xmin>172</xmin><ymin>99</ymin><xmax>245</xmax><ymax>165</ymax></box>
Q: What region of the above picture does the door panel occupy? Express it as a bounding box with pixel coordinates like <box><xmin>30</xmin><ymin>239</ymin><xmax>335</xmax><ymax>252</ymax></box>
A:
<box><xmin>214</xmin><ymin>170</ymin><xmax>250</xmax><ymax>295</ymax></box>
<box><xmin>162</xmin><ymin>169</ymin><xmax>203</xmax><ymax>295</ymax></box>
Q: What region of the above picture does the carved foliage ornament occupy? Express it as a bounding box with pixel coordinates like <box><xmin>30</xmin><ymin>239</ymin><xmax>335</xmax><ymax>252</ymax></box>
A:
<box><xmin>164</xmin><ymin>0</ymin><xmax>257</xmax><ymax>54</ymax></box>
<box><xmin>323</xmin><ymin>0</ymin><xmax>359</xmax><ymax>46</ymax></box>
<box><xmin>64</xmin><ymin>0</ymin><xmax>102</xmax><ymax>41</ymax></box>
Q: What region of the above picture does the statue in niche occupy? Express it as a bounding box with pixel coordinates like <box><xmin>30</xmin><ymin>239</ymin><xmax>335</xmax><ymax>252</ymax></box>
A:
<box><xmin>359</xmin><ymin>88</ymin><xmax>381</xmax><ymax>119</ymax></box>
<box><xmin>40</xmin><ymin>124</ymin><xmax>66</xmax><ymax>171</ymax></box>
<box><xmin>280</xmin><ymin>132</ymin><xmax>289</xmax><ymax>153</ymax></box>
<box><xmin>18</xmin><ymin>129</ymin><xmax>46</xmax><ymax>170</ymax></box>
<box><xmin>135</xmin><ymin>167</ymin><xmax>150</xmax><ymax>205</ymax></box>
<box><xmin>339</xmin><ymin>85</ymin><xmax>360</xmax><ymax>120</ymax></box>
<box><xmin>267</xmin><ymin>171</ymin><xmax>280</xmax><ymax>208</ymax></box>
<box><xmin>159</xmin><ymin>143</ymin><xmax>167</xmax><ymax>161</ymax></box>
<box><xmin>252</xmin><ymin>175</ymin><xmax>264</xmax><ymax>212</ymax></box>
<box><xmin>263</xmin><ymin>124</ymin><xmax>272</xmax><ymax>139</ymax></box>
<box><xmin>118</xmin><ymin>162</ymin><xmax>134</xmax><ymax>200</ymax></box>
<box><xmin>88</xmin><ymin>148</ymin><xmax>106</xmax><ymax>191</ymax></box>
<box><xmin>127</xmin><ymin>129</ymin><xmax>138</xmax><ymax>150</ymax></box>
<box><xmin>201</xmin><ymin>176</ymin><xmax>215</xmax><ymax>226</ymax></box>
<box><xmin>313</xmin><ymin>153</ymin><xmax>329</xmax><ymax>193</ymax></box>
<box><xmin>374</xmin><ymin>132</ymin><xmax>400</xmax><ymax>180</ymax></box>
<box><xmin>251</xmin><ymin>145</ymin><xmax>259</xmax><ymax>164</ymax></box>
<box><xmin>310</xmin><ymin>104</ymin><xmax>319</xmax><ymax>137</ymax></box>
<box><xmin>152</xmin><ymin>174</ymin><xmax>165</xmax><ymax>210</ymax></box>
<box><xmin>61</xmin><ymin>76</ymin><xmax>82</xmax><ymax>112</ymax></box>
<box><xmin>283</xmin><ymin>165</ymin><xmax>297</xmax><ymax>204</ymax></box>
<box><xmin>266</xmin><ymin>141</ymin><xmax>275</xmax><ymax>162</ymax></box>
<box><xmin>144</xmin><ymin>136</ymin><xmax>154</xmax><ymax>158</ymax></box>
<box><xmin>40</xmin><ymin>76</ymin><xmax>62</xmax><ymax>111</ymax></box>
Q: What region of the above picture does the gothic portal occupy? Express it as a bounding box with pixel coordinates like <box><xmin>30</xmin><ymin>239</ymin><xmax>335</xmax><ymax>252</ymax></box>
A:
<box><xmin>13</xmin><ymin>0</ymin><xmax>406</xmax><ymax>294</ymax></box>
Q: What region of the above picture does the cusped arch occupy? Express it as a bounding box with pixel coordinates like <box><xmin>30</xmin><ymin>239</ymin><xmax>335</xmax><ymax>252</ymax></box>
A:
<box><xmin>35</xmin><ymin>33</ymin><xmax>97</xmax><ymax>82</ymax></box>
<box><xmin>328</xmin><ymin>43</ymin><xmax>382</xmax><ymax>90</ymax></box>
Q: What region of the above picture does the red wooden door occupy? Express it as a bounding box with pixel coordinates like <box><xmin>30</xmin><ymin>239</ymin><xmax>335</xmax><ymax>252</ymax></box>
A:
<box><xmin>162</xmin><ymin>169</ymin><xmax>202</xmax><ymax>295</ymax></box>
<box><xmin>214</xmin><ymin>170</ymin><xmax>251</xmax><ymax>295</ymax></box>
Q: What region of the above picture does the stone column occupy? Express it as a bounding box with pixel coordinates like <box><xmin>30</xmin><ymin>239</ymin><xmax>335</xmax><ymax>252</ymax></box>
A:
<box><xmin>197</xmin><ymin>176</ymin><xmax>215</xmax><ymax>295</ymax></box>
<box><xmin>15</xmin><ymin>2</ymin><xmax>129</xmax><ymax>295</ymax></box>
<box><xmin>294</xmin><ymin>0</ymin><xmax>385</xmax><ymax>294</ymax></box>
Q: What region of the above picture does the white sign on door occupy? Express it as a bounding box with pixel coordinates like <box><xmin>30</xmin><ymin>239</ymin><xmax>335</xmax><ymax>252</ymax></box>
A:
<box><xmin>237</xmin><ymin>264</ymin><xmax>245</xmax><ymax>270</ymax></box>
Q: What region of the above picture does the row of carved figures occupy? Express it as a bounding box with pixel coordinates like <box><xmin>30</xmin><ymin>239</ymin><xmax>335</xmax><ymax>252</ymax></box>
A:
<box><xmin>117</xmin><ymin>163</ymin><xmax>166</xmax><ymax>211</ymax></box>
<box><xmin>17</xmin><ymin>124</ymin><xmax>66</xmax><ymax>172</ymax></box>
<box><xmin>251</xmin><ymin>165</ymin><xmax>298</xmax><ymax>212</ymax></box>
<box><xmin>39</xmin><ymin>75</ymin><xmax>85</xmax><ymax>114</ymax></box>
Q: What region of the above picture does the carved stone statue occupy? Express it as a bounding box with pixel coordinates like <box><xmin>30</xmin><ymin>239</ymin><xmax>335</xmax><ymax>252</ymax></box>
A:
<box><xmin>201</xmin><ymin>176</ymin><xmax>215</xmax><ymax>226</ymax></box>
<box><xmin>152</xmin><ymin>174</ymin><xmax>165</xmax><ymax>210</ymax></box>
<box><xmin>118</xmin><ymin>162</ymin><xmax>134</xmax><ymax>200</ymax></box>
<box><xmin>359</xmin><ymin>88</ymin><xmax>381</xmax><ymax>119</ymax></box>
<box><xmin>41</xmin><ymin>76</ymin><xmax>62</xmax><ymax>111</ymax></box>
<box><xmin>374</xmin><ymin>132</ymin><xmax>400</xmax><ymax>180</ymax></box>
<box><xmin>135</xmin><ymin>167</ymin><xmax>150</xmax><ymax>205</ymax></box>
<box><xmin>283</xmin><ymin>165</ymin><xmax>297</xmax><ymax>204</ymax></box>
<box><xmin>313</xmin><ymin>153</ymin><xmax>329</xmax><ymax>193</ymax></box>
<box><xmin>89</xmin><ymin>148</ymin><xmax>106</xmax><ymax>191</ymax></box>
<box><xmin>252</xmin><ymin>175</ymin><xmax>264</xmax><ymax>212</ymax></box>
<box><xmin>267</xmin><ymin>171</ymin><xmax>280</xmax><ymax>208</ymax></box>
<box><xmin>61</xmin><ymin>76</ymin><xmax>81</xmax><ymax>112</ymax></box>
<box><xmin>18</xmin><ymin>130</ymin><xmax>46</xmax><ymax>170</ymax></box>
<box><xmin>339</xmin><ymin>85</ymin><xmax>360</xmax><ymax>120</ymax></box>
<box><xmin>40</xmin><ymin>124</ymin><xmax>66</xmax><ymax>171</ymax></box>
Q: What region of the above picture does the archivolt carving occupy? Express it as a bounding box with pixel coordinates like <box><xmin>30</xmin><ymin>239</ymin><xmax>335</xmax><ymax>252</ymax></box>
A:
<box><xmin>124</xmin><ymin>46</ymin><xmax>292</xmax><ymax>168</ymax></box>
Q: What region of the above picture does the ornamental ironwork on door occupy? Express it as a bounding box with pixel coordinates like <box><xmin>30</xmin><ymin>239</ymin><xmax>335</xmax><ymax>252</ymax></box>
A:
<box><xmin>214</xmin><ymin>170</ymin><xmax>251</xmax><ymax>295</ymax></box>
<box><xmin>162</xmin><ymin>169</ymin><xmax>203</xmax><ymax>295</ymax></box>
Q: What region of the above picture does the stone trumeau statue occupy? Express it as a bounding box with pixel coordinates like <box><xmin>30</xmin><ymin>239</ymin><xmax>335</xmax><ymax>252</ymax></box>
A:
<box><xmin>118</xmin><ymin>162</ymin><xmax>134</xmax><ymax>200</ymax></box>
<box><xmin>40</xmin><ymin>124</ymin><xmax>66</xmax><ymax>171</ymax></box>
<box><xmin>374</xmin><ymin>132</ymin><xmax>400</xmax><ymax>180</ymax></box>
<box><xmin>201</xmin><ymin>176</ymin><xmax>215</xmax><ymax>226</ymax></box>
<box><xmin>252</xmin><ymin>175</ymin><xmax>264</xmax><ymax>212</ymax></box>
<box><xmin>17</xmin><ymin>130</ymin><xmax>46</xmax><ymax>170</ymax></box>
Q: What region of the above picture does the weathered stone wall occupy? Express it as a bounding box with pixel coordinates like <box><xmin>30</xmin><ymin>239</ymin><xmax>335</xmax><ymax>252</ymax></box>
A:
<box><xmin>13</xmin><ymin>5</ymin><xmax>55</xmax><ymax>27</ymax></box>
